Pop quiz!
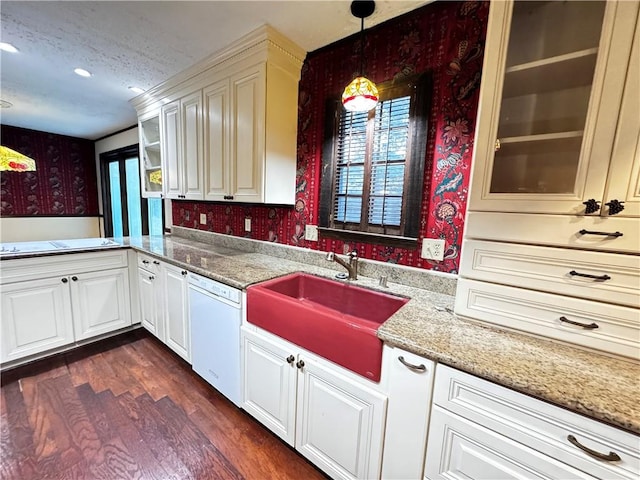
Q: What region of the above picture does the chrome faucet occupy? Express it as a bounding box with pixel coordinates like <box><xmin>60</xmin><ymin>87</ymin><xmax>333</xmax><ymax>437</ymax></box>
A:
<box><xmin>326</xmin><ymin>250</ymin><xmax>358</xmax><ymax>280</ymax></box>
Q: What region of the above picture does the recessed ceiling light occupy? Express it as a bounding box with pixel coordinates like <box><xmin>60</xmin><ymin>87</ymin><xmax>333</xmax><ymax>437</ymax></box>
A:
<box><xmin>129</xmin><ymin>86</ymin><xmax>145</xmax><ymax>94</ymax></box>
<box><xmin>0</xmin><ymin>42</ymin><xmax>18</xmax><ymax>53</ymax></box>
<box><xmin>74</xmin><ymin>68</ymin><xmax>92</xmax><ymax>77</ymax></box>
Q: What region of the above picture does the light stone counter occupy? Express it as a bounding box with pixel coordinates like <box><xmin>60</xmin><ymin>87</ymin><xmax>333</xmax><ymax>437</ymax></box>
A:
<box><xmin>124</xmin><ymin>230</ymin><xmax>639</xmax><ymax>434</ymax></box>
<box><xmin>4</xmin><ymin>230</ymin><xmax>637</xmax><ymax>433</ymax></box>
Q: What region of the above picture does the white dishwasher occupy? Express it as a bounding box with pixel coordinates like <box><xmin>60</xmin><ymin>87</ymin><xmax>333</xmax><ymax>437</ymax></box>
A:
<box><xmin>188</xmin><ymin>272</ymin><xmax>242</xmax><ymax>407</ymax></box>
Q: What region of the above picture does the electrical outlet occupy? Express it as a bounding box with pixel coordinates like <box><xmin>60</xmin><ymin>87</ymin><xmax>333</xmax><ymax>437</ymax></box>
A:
<box><xmin>199</xmin><ymin>213</ymin><xmax>207</xmax><ymax>225</ymax></box>
<box><xmin>244</xmin><ymin>218</ymin><xmax>251</xmax><ymax>232</ymax></box>
<box><xmin>421</xmin><ymin>238</ymin><xmax>445</xmax><ymax>261</ymax></box>
<box><xmin>304</xmin><ymin>224</ymin><xmax>318</xmax><ymax>241</ymax></box>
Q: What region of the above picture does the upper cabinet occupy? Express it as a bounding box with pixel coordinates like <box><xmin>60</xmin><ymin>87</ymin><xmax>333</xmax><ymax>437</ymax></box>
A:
<box><xmin>130</xmin><ymin>25</ymin><xmax>305</xmax><ymax>205</ymax></box>
<box><xmin>161</xmin><ymin>92</ymin><xmax>205</xmax><ymax>200</ymax></box>
<box><xmin>138</xmin><ymin>112</ymin><xmax>163</xmax><ymax>198</ymax></box>
<box><xmin>469</xmin><ymin>0</ymin><xmax>640</xmax><ymax>216</ymax></box>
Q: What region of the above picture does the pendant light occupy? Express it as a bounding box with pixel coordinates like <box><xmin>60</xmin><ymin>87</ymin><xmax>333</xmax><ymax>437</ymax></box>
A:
<box><xmin>0</xmin><ymin>146</ymin><xmax>36</xmax><ymax>172</ymax></box>
<box><xmin>342</xmin><ymin>0</ymin><xmax>379</xmax><ymax>112</ymax></box>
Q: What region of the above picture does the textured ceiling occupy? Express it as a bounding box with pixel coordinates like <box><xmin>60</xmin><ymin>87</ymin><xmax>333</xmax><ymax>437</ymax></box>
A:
<box><xmin>0</xmin><ymin>1</ymin><xmax>429</xmax><ymax>140</ymax></box>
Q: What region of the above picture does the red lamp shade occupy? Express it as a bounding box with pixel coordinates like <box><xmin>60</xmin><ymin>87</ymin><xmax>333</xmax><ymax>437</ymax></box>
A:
<box><xmin>342</xmin><ymin>76</ymin><xmax>379</xmax><ymax>112</ymax></box>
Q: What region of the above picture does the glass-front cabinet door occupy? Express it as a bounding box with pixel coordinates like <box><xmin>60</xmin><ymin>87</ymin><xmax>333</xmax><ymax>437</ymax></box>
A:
<box><xmin>469</xmin><ymin>0</ymin><xmax>639</xmax><ymax>215</ymax></box>
<box><xmin>139</xmin><ymin>113</ymin><xmax>163</xmax><ymax>198</ymax></box>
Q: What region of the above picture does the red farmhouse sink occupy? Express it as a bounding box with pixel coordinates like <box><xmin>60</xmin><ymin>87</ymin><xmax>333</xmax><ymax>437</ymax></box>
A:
<box><xmin>246</xmin><ymin>272</ymin><xmax>408</xmax><ymax>382</ymax></box>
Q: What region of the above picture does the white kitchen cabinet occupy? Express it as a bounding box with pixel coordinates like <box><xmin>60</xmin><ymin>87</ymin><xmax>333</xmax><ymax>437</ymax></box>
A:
<box><xmin>137</xmin><ymin>262</ymin><xmax>163</xmax><ymax>339</ymax></box>
<box><xmin>0</xmin><ymin>250</ymin><xmax>132</xmax><ymax>365</ymax></box>
<box><xmin>161</xmin><ymin>92</ymin><xmax>204</xmax><ymax>201</ymax></box>
<box><xmin>459</xmin><ymin>0</ymin><xmax>640</xmax><ymax>356</ymax></box>
<box><xmin>203</xmin><ymin>79</ymin><xmax>231</xmax><ymax>201</ymax></box>
<box><xmin>381</xmin><ymin>346</ymin><xmax>435</xmax><ymax>480</ymax></box>
<box><xmin>131</xmin><ymin>25</ymin><xmax>304</xmax><ymax>206</ymax></box>
<box><xmin>1</xmin><ymin>276</ymin><xmax>74</xmax><ymax>363</ymax></box>
<box><xmin>243</xmin><ymin>329</ymin><xmax>298</xmax><ymax>444</ymax></box>
<box><xmin>138</xmin><ymin>111</ymin><xmax>163</xmax><ymax>198</ymax></box>
<box><xmin>425</xmin><ymin>365</ymin><xmax>640</xmax><ymax>480</ymax></box>
<box><xmin>469</xmin><ymin>0</ymin><xmax>639</xmax><ymax>217</ymax></box>
<box><xmin>70</xmin><ymin>268</ymin><xmax>131</xmax><ymax>341</ymax></box>
<box><xmin>162</xmin><ymin>262</ymin><xmax>190</xmax><ymax>362</ymax></box>
<box><xmin>204</xmin><ymin>60</ymin><xmax>300</xmax><ymax>204</ymax></box>
<box><xmin>425</xmin><ymin>405</ymin><xmax>595</xmax><ymax>480</ymax></box>
<box><xmin>242</xmin><ymin>326</ymin><xmax>387</xmax><ymax>480</ymax></box>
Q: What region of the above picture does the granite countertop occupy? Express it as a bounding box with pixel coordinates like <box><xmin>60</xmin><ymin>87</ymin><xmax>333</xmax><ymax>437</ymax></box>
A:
<box><xmin>3</xmin><ymin>234</ymin><xmax>638</xmax><ymax>434</ymax></box>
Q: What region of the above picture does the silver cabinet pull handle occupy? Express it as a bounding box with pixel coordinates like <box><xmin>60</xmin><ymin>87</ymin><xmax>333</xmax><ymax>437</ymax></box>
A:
<box><xmin>559</xmin><ymin>316</ymin><xmax>599</xmax><ymax>330</ymax></box>
<box><xmin>398</xmin><ymin>356</ymin><xmax>426</xmax><ymax>373</ymax></box>
<box><xmin>567</xmin><ymin>435</ymin><xmax>621</xmax><ymax>462</ymax></box>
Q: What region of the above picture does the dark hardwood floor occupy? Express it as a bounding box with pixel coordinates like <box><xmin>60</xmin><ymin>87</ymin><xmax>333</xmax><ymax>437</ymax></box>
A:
<box><xmin>0</xmin><ymin>329</ymin><xmax>328</xmax><ymax>480</ymax></box>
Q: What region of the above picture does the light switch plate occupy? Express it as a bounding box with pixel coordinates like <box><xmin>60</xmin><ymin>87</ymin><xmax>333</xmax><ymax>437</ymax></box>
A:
<box><xmin>199</xmin><ymin>213</ymin><xmax>207</xmax><ymax>225</ymax></box>
<box><xmin>421</xmin><ymin>238</ymin><xmax>445</xmax><ymax>261</ymax></box>
<box><xmin>244</xmin><ymin>218</ymin><xmax>251</xmax><ymax>232</ymax></box>
<box><xmin>305</xmin><ymin>224</ymin><xmax>318</xmax><ymax>241</ymax></box>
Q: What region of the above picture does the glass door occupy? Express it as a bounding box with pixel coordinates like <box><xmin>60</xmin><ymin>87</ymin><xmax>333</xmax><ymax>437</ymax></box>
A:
<box><xmin>101</xmin><ymin>145</ymin><xmax>163</xmax><ymax>237</ymax></box>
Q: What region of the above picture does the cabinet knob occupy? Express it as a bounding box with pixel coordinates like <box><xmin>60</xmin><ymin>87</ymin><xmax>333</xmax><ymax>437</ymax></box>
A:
<box><xmin>181</xmin><ymin>270</ymin><xmax>188</xmax><ymax>276</ymax></box>
<box><xmin>296</xmin><ymin>359</ymin><xmax>305</xmax><ymax>369</ymax></box>
<box><xmin>605</xmin><ymin>199</ymin><xmax>625</xmax><ymax>215</ymax></box>
<box><xmin>223</xmin><ymin>195</ymin><xmax>234</xmax><ymax>200</ymax></box>
<box><xmin>61</xmin><ymin>277</ymin><xmax>68</xmax><ymax>283</ymax></box>
<box><xmin>142</xmin><ymin>259</ymin><xmax>150</xmax><ymax>264</ymax></box>
<box><xmin>149</xmin><ymin>275</ymin><xmax>155</xmax><ymax>281</ymax></box>
<box><xmin>71</xmin><ymin>276</ymin><xmax>78</xmax><ymax>282</ymax></box>
<box><xmin>286</xmin><ymin>355</ymin><xmax>295</xmax><ymax>364</ymax></box>
<box><xmin>153</xmin><ymin>261</ymin><xmax>160</xmax><ymax>265</ymax></box>
<box><xmin>582</xmin><ymin>199</ymin><xmax>600</xmax><ymax>215</ymax></box>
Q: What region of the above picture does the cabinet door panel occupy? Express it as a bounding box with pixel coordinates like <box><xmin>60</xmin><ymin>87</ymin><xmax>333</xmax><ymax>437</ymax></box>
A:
<box><xmin>231</xmin><ymin>65</ymin><xmax>265</xmax><ymax>202</ymax></box>
<box><xmin>204</xmin><ymin>80</ymin><xmax>230</xmax><ymax>201</ymax></box>
<box><xmin>296</xmin><ymin>356</ymin><xmax>386</xmax><ymax>480</ymax></box>
<box><xmin>382</xmin><ymin>348</ymin><xmax>434</xmax><ymax>480</ymax></box>
<box><xmin>242</xmin><ymin>329</ymin><xmax>297</xmax><ymax>445</ymax></box>
<box><xmin>181</xmin><ymin>91</ymin><xmax>204</xmax><ymax>200</ymax></box>
<box><xmin>137</xmin><ymin>267</ymin><xmax>161</xmax><ymax>338</ymax></box>
<box><xmin>162</xmin><ymin>264</ymin><xmax>190</xmax><ymax>362</ymax></box>
<box><xmin>161</xmin><ymin>100</ymin><xmax>182</xmax><ymax>199</ymax></box>
<box><xmin>1</xmin><ymin>277</ymin><xmax>74</xmax><ymax>363</ymax></box>
<box><xmin>603</xmin><ymin>17</ymin><xmax>640</xmax><ymax>217</ymax></box>
<box><xmin>71</xmin><ymin>268</ymin><xmax>131</xmax><ymax>341</ymax></box>
<box><xmin>424</xmin><ymin>406</ymin><xmax>595</xmax><ymax>480</ymax></box>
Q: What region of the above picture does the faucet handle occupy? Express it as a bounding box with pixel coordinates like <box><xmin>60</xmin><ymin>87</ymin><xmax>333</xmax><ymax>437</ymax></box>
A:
<box><xmin>348</xmin><ymin>250</ymin><xmax>358</xmax><ymax>258</ymax></box>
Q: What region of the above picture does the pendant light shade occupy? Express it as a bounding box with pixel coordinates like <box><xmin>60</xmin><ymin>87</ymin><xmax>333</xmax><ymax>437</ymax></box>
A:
<box><xmin>342</xmin><ymin>1</ymin><xmax>378</xmax><ymax>113</ymax></box>
<box><xmin>342</xmin><ymin>76</ymin><xmax>379</xmax><ymax>112</ymax></box>
<box><xmin>0</xmin><ymin>146</ymin><xmax>36</xmax><ymax>172</ymax></box>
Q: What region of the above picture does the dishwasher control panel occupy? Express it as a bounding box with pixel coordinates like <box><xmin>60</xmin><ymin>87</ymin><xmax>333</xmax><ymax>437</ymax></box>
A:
<box><xmin>188</xmin><ymin>273</ymin><xmax>241</xmax><ymax>304</ymax></box>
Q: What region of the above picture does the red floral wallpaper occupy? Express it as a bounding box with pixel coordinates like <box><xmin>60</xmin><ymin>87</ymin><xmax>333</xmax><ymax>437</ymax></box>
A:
<box><xmin>0</xmin><ymin>125</ymin><xmax>99</xmax><ymax>216</ymax></box>
<box><xmin>173</xmin><ymin>1</ymin><xmax>488</xmax><ymax>274</ymax></box>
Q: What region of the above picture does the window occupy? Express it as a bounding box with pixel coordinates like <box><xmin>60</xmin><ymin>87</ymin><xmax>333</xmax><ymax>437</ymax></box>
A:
<box><xmin>100</xmin><ymin>145</ymin><xmax>164</xmax><ymax>237</ymax></box>
<box><xmin>319</xmin><ymin>74</ymin><xmax>431</xmax><ymax>246</ymax></box>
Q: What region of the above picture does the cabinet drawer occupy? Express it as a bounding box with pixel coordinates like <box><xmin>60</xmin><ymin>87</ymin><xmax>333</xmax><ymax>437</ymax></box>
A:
<box><xmin>465</xmin><ymin>212</ymin><xmax>639</xmax><ymax>254</ymax></box>
<box><xmin>432</xmin><ymin>365</ymin><xmax>639</xmax><ymax>480</ymax></box>
<box><xmin>455</xmin><ymin>279</ymin><xmax>640</xmax><ymax>359</ymax></box>
<box><xmin>460</xmin><ymin>240</ymin><xmax>640</xmax><ymax>307</ymax></box>
<box><xmin>424</xmin><ymin>405</ymin><xmax>595</xmax><ymax>480</ymax></box>
<box><xmin>137</xmin><ymin>253</ymin><xmax>162</xmax><ymax>273</ymax></box>
<box><xmin>1</xmin><ymin>250</ymin><xmax>129</xmax><ymax>284</ymax></box>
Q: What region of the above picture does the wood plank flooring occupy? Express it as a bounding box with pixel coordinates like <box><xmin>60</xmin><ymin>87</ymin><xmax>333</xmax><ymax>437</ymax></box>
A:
<box><xmin>0</xmin><ymin>329</ymin><xmax>328</xmax><ymax>480</ymax></box>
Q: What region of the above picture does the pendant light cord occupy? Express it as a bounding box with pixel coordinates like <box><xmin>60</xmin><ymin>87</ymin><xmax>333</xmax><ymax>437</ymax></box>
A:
<box><xmin>359</xmin><ymin>17</ymin><xmax>365</xmax><ymax>76</ymax></box>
